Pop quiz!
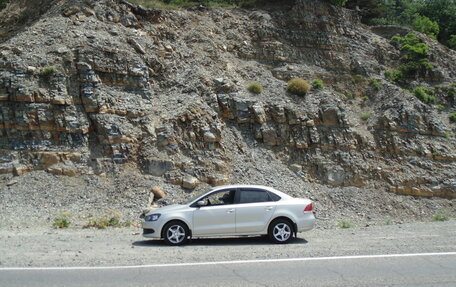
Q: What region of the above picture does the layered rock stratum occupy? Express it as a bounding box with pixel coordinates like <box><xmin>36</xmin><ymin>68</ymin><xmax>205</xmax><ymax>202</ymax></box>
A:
<box><xmin>0</xmin><ymin>0</ymin><xmax>454</xmax><ymax>227</ymax></box>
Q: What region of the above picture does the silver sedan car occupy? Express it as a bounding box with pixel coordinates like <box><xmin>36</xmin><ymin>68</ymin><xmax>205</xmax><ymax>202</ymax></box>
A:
<box><xmin>141</xmin><ymin>185</ymin><xmax>316</xmax><ymax>245</ymax></box>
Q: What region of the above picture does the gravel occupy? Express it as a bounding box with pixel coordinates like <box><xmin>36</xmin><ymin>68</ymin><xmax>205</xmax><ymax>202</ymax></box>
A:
<box><xmin>0</xmin><ymin>170</ymin><xmax>454</xmax><ymax>231</ymax></box>
<box><xmin>0</xmin><ymin>220</ymin><xmax>455</xmax><ymax>268</ymax></box>
<box><xmin>1</xmin><ymin>170</ymin><xmax>454</xmax><ymax>268</ymax></box>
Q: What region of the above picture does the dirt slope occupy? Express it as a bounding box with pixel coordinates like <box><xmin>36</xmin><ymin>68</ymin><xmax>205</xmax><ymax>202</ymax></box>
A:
<box><xmin>0</xmin><ymin>0</ymin><xmax>454</xmax><ymax>228</ymax></box>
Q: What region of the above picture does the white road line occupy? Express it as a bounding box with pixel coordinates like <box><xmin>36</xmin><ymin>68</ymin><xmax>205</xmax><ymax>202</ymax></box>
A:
<box><xmin>1</xmin><ymin>252</ymin><xmax>455</xmax><ymax>271</ymax></box>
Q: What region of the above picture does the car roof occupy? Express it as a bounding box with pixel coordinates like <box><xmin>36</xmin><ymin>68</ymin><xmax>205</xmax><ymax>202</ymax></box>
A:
<box><xmin>209</xmin><ymin>185</ymin><xmax>293</xmax><ymax>199</ymax></box>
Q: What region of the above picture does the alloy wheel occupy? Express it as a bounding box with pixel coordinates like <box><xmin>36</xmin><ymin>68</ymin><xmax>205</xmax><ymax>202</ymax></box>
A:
<box><xmin>166</xmin><ymin>225</ymin><xmax>186</xmax><ymax>244</ymax></box>
<box><xmin>272</xmin><ymin>223</ymin><xmax>291</xmax><ymax>242</ymax></box>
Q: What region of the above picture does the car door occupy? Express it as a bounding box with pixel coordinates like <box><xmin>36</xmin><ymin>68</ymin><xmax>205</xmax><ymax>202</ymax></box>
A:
<box><xmin>192</xmin><ymin>189</ymin><xmax>236</xmax><ymax>236</ymax></box>
<box><xmin>234</xmin><ymin>188</ymin><xmax>277</xmax><ymax>233</ymax></box>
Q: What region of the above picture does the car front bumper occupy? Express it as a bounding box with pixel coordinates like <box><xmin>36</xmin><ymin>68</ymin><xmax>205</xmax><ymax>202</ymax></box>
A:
<box><xmin>142</xmin><ymin>220</ymin><xmax>164</xmax><ymax>239</ymax></box>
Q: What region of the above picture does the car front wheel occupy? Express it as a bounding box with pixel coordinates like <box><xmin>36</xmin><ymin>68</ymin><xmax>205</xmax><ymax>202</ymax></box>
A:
<box><xmin>162</xmin><ymin>221</ymin><xmax>189</xmax><ymax>246</ymax></box>
<box><xmin>268</xmin><ymin>219</ymin><xmax>293</xmax><ymax>244</ymax></box>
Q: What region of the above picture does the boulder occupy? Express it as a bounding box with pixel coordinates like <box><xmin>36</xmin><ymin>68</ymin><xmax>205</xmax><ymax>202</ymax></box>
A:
<box><xmin>182</xmin><ymin>175</ymin><xmax>199</xmax><ymax>190</ymax></box>
<box><xmin>151</xmin><ymin>186</ymin><xmax>166</xmax><ymax>200</ymax></box>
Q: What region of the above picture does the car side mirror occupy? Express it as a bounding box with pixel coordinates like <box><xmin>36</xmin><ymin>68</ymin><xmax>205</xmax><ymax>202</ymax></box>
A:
<box><xmin>197</xmin><ymin>200</ymin><xmax>206</xmax><ymax>207</ymax></box>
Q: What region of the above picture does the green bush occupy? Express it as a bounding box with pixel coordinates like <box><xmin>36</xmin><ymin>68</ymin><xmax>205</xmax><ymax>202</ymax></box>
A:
<box><xmin>0</xmin><ymin>1</ymin><xmax>6</xmax><ymax>10</ymax></box>
<box><xmin>450</xmin><ymin>112</ymin><xmax>456</xmax><ymax>122</ymax></box>
<box><xmin>414</xmin><ymin>87</ymin><xmax>436</xmax><ymax>104</ymax></box>
<box><xmin>85</xmin><ymin>217</ymin><xmax>122</xmax><ymax>229</ymax></box>
<box><xmin>437</xmin><ymin>104</ymin><xmax>445</xmax><ymax>111</ymax></box>
<box><xmin>338</xmin><ymin>219</ymin><xmax>355</xmax><ymax>229</ymax></box>
<box><xmin>360</xmin><ymin>113</ymin><xmax>372</xmax><ymax>121</ymax></box>
<box><xmin>312</xmin><ymin>79</ymin><xmax>324</xmax><ymax>90</ymax></box>
<box><xmin>53</xmin><ymin>212</ymin><xmax>72</xmax><ymax>229</ymax></box>
<box><xmin>329</xmin><ymin>0</ymin><xmax>347</xmax><ymax>7</ymax></box>
<box><xmin>84</xmin><ymin>210</ymin><xmax>123</xmax><ymax>229</ymax></box>
<box><xmin>384</xmin><ymin>70</ymin><xmax>403</xmax><ymax>83</ymax></box>
<box><xmin>449</xmin><ymin>35</ymin><xmax>456</xmax><ymax>50</ymax></box>
<box><xmin>247</xmin><ymin>82</ymin><xmax>263</xmax><ymax>94</ymax></box>
<box><xmin>444</xmin><ymin>132</ymin><xmax>455</xmax><ymax>139</ymax></box>
<box><xmin>391</xmin><ymin>33</ymin><xmax>433</xmax><ymax>77</ymax></box>
<box><xmin>287</xmin><ymin>78</ymin><xmax>310</xmax><ymax>96</ymax></box>
<box><xmin>370</xmin><ymin>79</ymin><xmax>382</xmax><ymax>90</ymax></box>
<box><xmin>412</xmin><ymin>15</ymin><xmax>440</xmax><ymax>39</ymax></box>
<box><xmin>40</xmin><ymin>66</ymin><xmax>56</xmax><ymax>76</ymax></box>
<box><xmin>432</xmin><ymin>210</ymin><xmax>450</xmax><ymax>222</ymax></box>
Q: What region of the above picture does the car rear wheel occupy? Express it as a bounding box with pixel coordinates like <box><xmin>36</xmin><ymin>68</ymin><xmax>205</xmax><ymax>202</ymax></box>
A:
<box><xmin>163</xmin><ymin>221</ymin><xmax>189</xmax><ymax>246</ymax></box>
<box><xmin>268</xmin><ymin>219</ymin><xmax>293</xmax><ymax>244</ymax></box>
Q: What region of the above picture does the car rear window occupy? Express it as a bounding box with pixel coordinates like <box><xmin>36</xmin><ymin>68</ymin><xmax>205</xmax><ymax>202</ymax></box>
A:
<box><xmin>267</xmin><ymin>191</ymin><xmax>281</xmax><ymax>201</ymax></box>
<box><xmin>238</xmin><ymin>189</ymin><xmax>272</xmax><ymax>203</ymax></box>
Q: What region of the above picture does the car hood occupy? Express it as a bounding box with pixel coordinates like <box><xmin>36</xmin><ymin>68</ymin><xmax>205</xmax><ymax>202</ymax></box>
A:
<box><xmin>148</xmin><ymin>204</ymin><xmax>187</xmax><ymax>215</ymax></box>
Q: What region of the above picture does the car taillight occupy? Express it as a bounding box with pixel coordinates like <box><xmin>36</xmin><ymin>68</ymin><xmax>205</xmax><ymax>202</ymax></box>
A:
<box><xmin>303</xmin><ymin>202</ymin><xmax>313</xmax><ymax>213</ymax></box>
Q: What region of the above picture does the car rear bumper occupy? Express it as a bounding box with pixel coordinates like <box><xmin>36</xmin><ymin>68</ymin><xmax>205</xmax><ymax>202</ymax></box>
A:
<box><xmin>296</xmin><ymin>213</ymin><xmax>316</xmax><ymax>232</ymax></box>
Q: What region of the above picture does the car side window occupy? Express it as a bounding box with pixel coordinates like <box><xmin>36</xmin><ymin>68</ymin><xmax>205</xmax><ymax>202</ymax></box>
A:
<box><xmin>268</xmin><ymin>191</ymin><xmax>281</xmax><ymax>201</ymax></box>
<box><xmin>237</xmin><ymin>189</ymin><xmax>272</xmax><ymax>204</ymax></box>
<box><xmin>202</xmin><ymin>190</ymin><xmax>235</xmax><ymax>206</ymax></box>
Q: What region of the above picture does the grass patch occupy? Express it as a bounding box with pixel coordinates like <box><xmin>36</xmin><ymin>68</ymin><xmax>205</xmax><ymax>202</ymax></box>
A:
<box><xmin>370</xmin><ymin>78</ymin><xmax>381</xmax><ymax>90</ymax></box>
<box><xmin>312</xmin><ymin>78</ymin><xmax>324</xmax><ymax>90</ymax></box>
<box><xmin>384</xmin><ymin>69</ymin><xmax>403</xmax><ymax>83</ymax></box>
<box><xmin>338</xmin><ymin>219</ymin><xmax>355</xmax><ymax>229</ymax></box>
<box><xmin>385</xmin><ymin>219</ymin><xmax>393</xmax><ymax>225</ymax></box>
<box><xmin>287</xmin><ymin>78</ymin><xmax>310</xmax><ymax>96</ymax></box>
<box><xmin>247</xmin><ymin>82</ymin><xmax>263</xmax><ymax>94</ymax></box>
<box><xmin>84</xmin><ymin>210</ymin><xmax>123</xmax><ymax>229</ymax></box>
<box><xmin>450</xmin><ymin>112</ymin><xmax>456</xmax><ymax>122</ymax></box>
<box><xmin>53</xmin><ymin>212</ymin><xmax>72</xmax><ymax>229</ymax></box>
<box><xmin>40</xmin><ymin>66</ymin><xmax>56</xmax><ymax>76</ymax></box>
<box><xmin>414</xmin><ymin>87</ymin><xmax>436</xmax><ymax>104</ymax></box>
<box><xmin>432</xmin><ymin>210</ymin><xmax>450</xmax><ymax>222</ymax></box>
<box><xmin>360</xmin><ymin>113</ymin><xmax>372</xmax><ymax>121</ymax></box>
<box><xmin>85</xmin><ymin>217</ymin><xmax>121</xmax><ymax>229</ymax></box>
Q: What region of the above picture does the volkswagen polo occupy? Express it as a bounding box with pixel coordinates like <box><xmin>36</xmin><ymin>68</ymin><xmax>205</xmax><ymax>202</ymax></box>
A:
<box><xmin>141</xmin><ymin>185</ymin><xmax>315</xmax><ymax>245</ymax></box>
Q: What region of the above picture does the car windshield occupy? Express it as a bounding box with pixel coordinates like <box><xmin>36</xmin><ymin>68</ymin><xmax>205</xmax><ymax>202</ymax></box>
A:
<box><xmin>183</xmin><ymin>190</ymin><xmax>208</xmax><ymax>205</ymax></box>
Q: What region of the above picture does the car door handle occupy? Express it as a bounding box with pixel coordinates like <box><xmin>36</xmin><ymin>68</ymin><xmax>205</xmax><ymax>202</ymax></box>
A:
<box><xmin>265</xmin><ymin>206</ymin><xmax>273</xmax><ymax>211</ymax></box>
<box><xmin>227</xmin><ymin>209</ymin><xmax>235</xmax><ymax>213</ymax></box>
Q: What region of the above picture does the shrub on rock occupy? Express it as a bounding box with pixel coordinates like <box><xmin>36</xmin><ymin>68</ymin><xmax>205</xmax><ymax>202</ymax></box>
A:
<box><xmin>247</xmin><ymin>82</ymin><xmax>263</xmax><ymax>94</ymax></box>
<box><xmin>287</xmin><ymin>78</ymin><xmax>310</xmax><ymax>96</ymax></box>
<box><xmin>312</xmin><ymin>78</ymin><xmax>324</xmax><ymax>90</ymax></box>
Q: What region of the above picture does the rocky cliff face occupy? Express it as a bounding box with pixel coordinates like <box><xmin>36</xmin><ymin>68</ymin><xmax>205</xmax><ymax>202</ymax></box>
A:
<box><xmin>0</xmin><ymin>0</ymin><xmax>455</xmax><ymax>206</ymax></box>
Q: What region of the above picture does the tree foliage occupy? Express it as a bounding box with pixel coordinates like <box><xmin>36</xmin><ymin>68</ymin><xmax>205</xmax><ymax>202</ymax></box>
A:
<box><xmin>345</xmin><ymin>0</ymin><xmax>456</xmax><ymax>49</ymax></box>
<box><xmin>412</xmin><ymin>15</ymin><xmax>439</xmax><ymax>39</ymax></box>
<box><xmin>132</xmin><ymin>0</ymin><xmax>455</xmax><ymax>49</ymax></box>
<box><xmin>0</xmin><ymin>0</ymin><xmax>7</xmax><ymax>10</ymax></box>
<box><xmin>329</xmin><ymin>0</ymin><xmax>348</xmax><ymax>6</ymax></box>
<box><xmin>391</xmin><ymin>33</ymin><xmax>433</xmax><ymax>78</ymax></box>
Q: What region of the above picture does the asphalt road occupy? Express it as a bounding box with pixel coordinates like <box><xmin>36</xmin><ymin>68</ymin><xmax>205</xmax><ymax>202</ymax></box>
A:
<box><xmin>1</xmin><ymin>253</ymin><xmax>456</xmax><ymax>287</ymax></box>
<box><xmin>1</xmin><ymin>221</ymin><xmax>456</xmax><ymax>286</ymax></box>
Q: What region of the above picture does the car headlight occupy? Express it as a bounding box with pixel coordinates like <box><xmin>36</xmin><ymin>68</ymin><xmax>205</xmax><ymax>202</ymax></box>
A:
<box><xmin>144</xmin><ymin>213</ymin><xmax>161</xmax><ymax>222</ymax></box>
